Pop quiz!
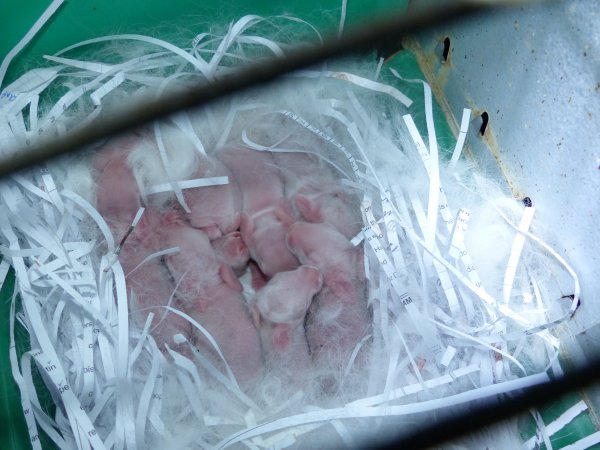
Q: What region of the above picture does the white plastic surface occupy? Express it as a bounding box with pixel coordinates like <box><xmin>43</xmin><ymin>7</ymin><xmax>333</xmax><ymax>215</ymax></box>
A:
<box><xmin>416</xmin><ymin>0</ymin><xmax>600</xmax><ymax>351</ymax></box>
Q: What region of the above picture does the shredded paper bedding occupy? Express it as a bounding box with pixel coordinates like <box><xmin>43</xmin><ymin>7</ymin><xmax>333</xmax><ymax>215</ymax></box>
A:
<box><xmin>0</xmin><ymin>8</ymin><xmax>581</xmax><ymax>450</ymax></box>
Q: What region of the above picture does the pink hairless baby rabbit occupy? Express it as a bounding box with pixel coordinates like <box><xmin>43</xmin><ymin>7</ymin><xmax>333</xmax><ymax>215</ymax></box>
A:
<box><xmin>251</xmin><ymin>265</ymin><xmax>323</xmax><ymax>385</ymax></box>
<box><xmin>93</xmin><ymin>134</ymin><xmax>192</xmax><ymax>352</ymax></box>
<box><xmin>286</xmin><ymin>221</ymin><xmax>370</xmax><ymax>391</ymax></box>
<box><xmin>274</xmin><ymin>151</ymin><xmax>362</xmax><ymax>239</ymax></box>
<box><xmin>218</xmin><ymin>146</ymin><xmax>299</xmax><ymax>277</ymax></box>
<box><xmin>156</xmin><ymin>219</ymin><xmax>263</xmax><ymax>387</ymax></box>
<box><xmin>183</xmin><ymin>156</ymin><xmax>243</xmax><ymax>240</ymax></box>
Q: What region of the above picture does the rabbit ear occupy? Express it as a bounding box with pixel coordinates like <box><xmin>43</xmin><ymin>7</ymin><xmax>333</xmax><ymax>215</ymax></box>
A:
<box><xmin>218</xmin><ymin>264</ymin><xmax>242</xmax><ymax>292</ymax></box>
<box><xmin>249</xmin><ymin>261</ymin><xmax>269</xmax><ymax>290</ymax></box>
<box><xmin>217</xmin><ymin>232</ymin><xmax>248</xmax><ymax>261</ymax></box>
<box><xmin>328</xmin><ymin>272</ymin><xmax>355</xmax><ymax>300</ymax></box>
<box><xmin>294</xmin><ymin>194</ymin><xmax>321</xmax><ymax>223</ymax></box>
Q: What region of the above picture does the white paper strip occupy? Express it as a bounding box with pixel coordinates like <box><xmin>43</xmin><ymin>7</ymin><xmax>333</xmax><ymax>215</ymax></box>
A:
<box><xmin>363</xmin><ymin>225</ymin><xmax>444</xmax><ymax>363</ymax></box>
<box><xmin>0</xmin><ymin>260</ymin><xmax>11</xmax><ymax>290</ymax></box>
<box><xmin>90</xmin><ymin>72</ymin><xmax>126</xmax><ymax>106</ymax></box>
<box><xmin>560</xmin><ymin>430</ymin><xmax>600</xmax><ymax>450</ymax></box>
<box><xmin>279</xmin><ymin>110</ymin><xmax>361</xmax><ymax>180</ymax></box>
<box><xmin>525</xmin><ymin>400</ymin><xmax>588</xmax><ymax>449</ymax></box>
<box><xmin>9</xmin><ymin>299</ymin><xmax>44</xmax><ymax>450</ymax></box>
<box><xmin>145</xmin><ymin>176</ymin><xmax>228</xmax><ymax>195</ymax></box>
<box><xmin>0</xmin><ymin>0</ymin><xmax>65</xmax><ymax>87</ymax></box>
<box><xmin>292</xmin><ymin>70</ymin><xmax>412</xmax><ymax>107</ymax></box>
<box><xmin>153</xmin><ymin>121</ymin><xmax>191</xmax><ymax>212</ymax></box>
<box><xmin>503</xmin><ymin>206</ymin><xmax>535</xmax><ymax>304</ymax></box>
<box><xmin>338</xmin><ymin>0</ymin><xmax>348</xmax><ymax>38</ymax></box>
<box><xmin>449</xmin><ymin>108</ymin><xmax>471</xmax><ymax>169</ymax></box>
<box><xmin>216</xmin><ymin>372</ymin><xmax>549</xmax><ymax>449</ymax></box>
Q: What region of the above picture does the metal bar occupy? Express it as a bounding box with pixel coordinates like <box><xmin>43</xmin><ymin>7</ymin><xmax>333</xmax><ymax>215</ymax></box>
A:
<box><xmin>373</xmin><ymin>358</ymin><xmax>600</xmax><ymax>449</ymax></box>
